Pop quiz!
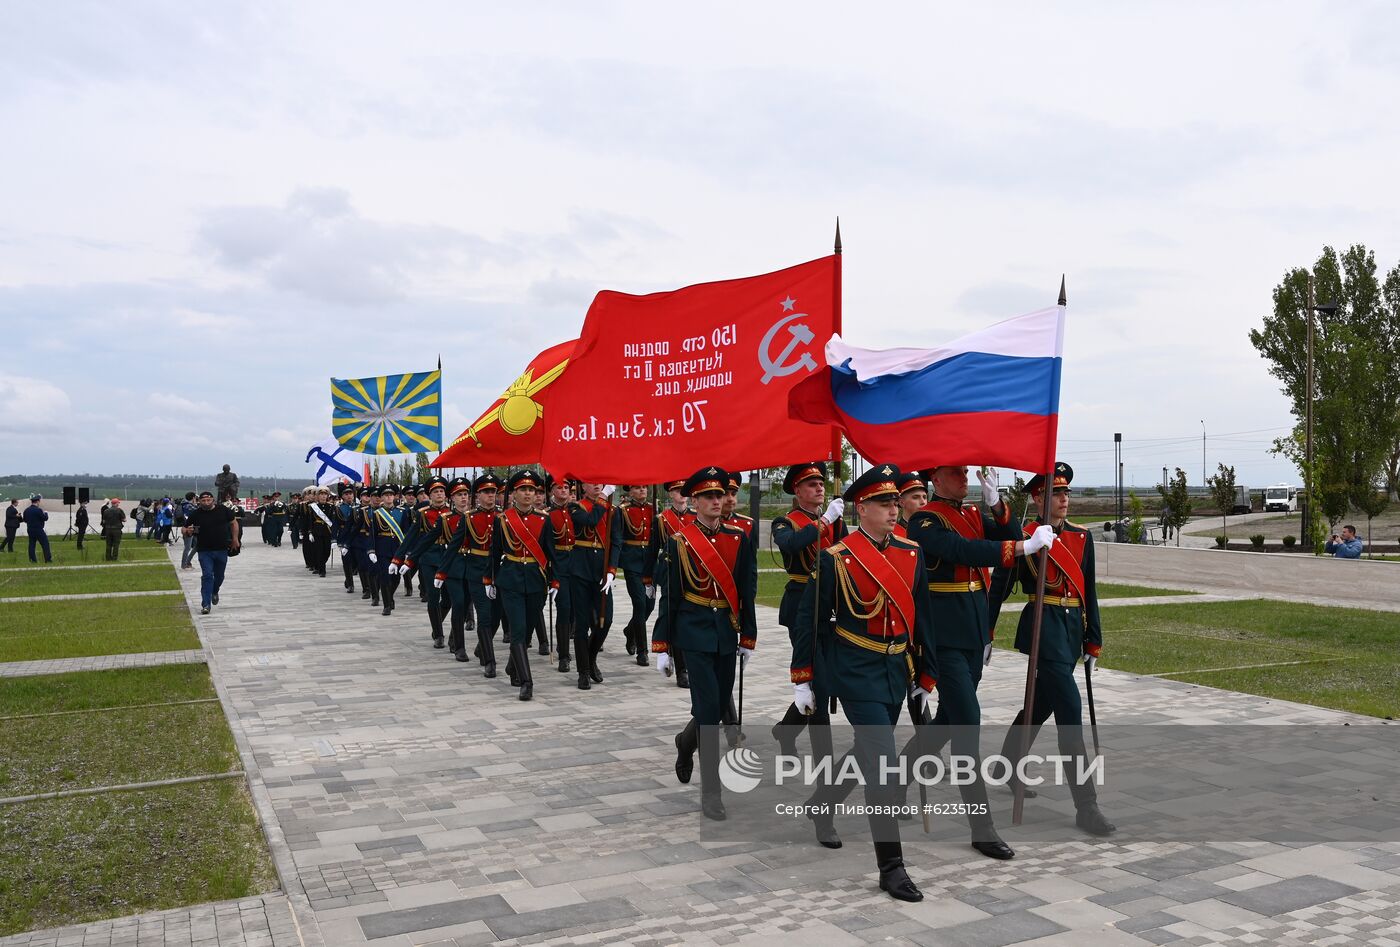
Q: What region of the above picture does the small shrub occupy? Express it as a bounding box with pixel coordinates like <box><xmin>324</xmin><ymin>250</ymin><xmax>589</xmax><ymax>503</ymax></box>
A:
<box><xmin>1282</xmin><ymin>535</ymin><xmax>1297</xmax><ymax>548</ymax></box>
<box><xmin>1215</xmin><ymin>535</ymin><xmax>1228</xmax><ymax>548</ymax></box>
<box><xmin>1250</xmin><ymin>534</ymin><xmax>1266</xmax><ymax>548</ymax></box>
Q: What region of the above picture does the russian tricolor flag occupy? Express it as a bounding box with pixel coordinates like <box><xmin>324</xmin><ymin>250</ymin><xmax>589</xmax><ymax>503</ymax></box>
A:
<box><xmin>788</xmin><ymin>305</ymin><xmax>1064</xmax><ymax>473</ymax></box>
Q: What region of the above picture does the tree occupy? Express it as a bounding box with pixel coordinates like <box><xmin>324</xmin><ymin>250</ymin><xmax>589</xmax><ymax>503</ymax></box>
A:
<box><xmin>1126</xmin><ymin>491</ymin><xmax>1145</xmax><ymax>544</ymax></box>
<box><xmin>1156</xmin><ymin>467</ymin><xmax>1192</xmax><ymax>547</ymax></box>
<box><xmin>1005</xmin><ymin>475</ymin><xmax>1031</xmax><ymax>525</ymax></box>
<box><xmin>415</xmin><ymin>452</ymin><xmax>431</xmax><ymax>482</ymax></box>
<box><xmin>1206</xmin><ymin>462</ymin><xmax>1238</xmax><ymax>541</ymax></box>
<box><xmin>1251</xmin><ymin>244</ymin><xmax>1400</xmax><ymax>534</ymax></box>
<box><xmin>1352</xmin><ymin>483</ymin><xmax>1390</xmax><ymax>558</ymax></box>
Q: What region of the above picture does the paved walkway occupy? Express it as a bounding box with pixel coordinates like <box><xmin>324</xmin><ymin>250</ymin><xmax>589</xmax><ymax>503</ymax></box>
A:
<box><xmin>6</xmin><ymin>542</ymin><xmax>1398</xmax><ymax>946</ymax></box>
<box><xmin>0</xmin><ymin>648</ymin><xmax>206</xmax><ymax>678</ymax></box>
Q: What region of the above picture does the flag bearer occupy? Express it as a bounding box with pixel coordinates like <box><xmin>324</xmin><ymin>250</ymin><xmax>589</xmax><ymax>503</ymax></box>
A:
<box><xmin>487</xmin><ymin>470</ymin><xmax>557</xmax><ymax>701</ymax></box>
<box><xmin>993</xmin><ymin>462</ymin><xmax>1115</xmax><ymax>837</ymax></box>
<box><xmin>893</xmin><ymin>474</ymin><xmax>925</xmax><ymax>537</ymax></box>
<box><xmin>794</xmin><ymin>464</ymin><xmax>936</xmax><ymax>902</ymax></box>
<box><xmin>392</xmin><ymin>475</ymin><xmax>451</xmax><ymax>649</ymax></box>
<box><xmin>569</xmin><ymin>482</ymin><xmax>613</xmax><ymax>689</ymax></box>
<box><xmin>612</xmin><ymin>484</ymin><xmax>655</xmax><ymax>666</ymax></box>
<box><xmin>432</xmin><ymin>478</ymin><xmax>478</xmax><ymax>665</ymax></box>
<box><xmin>546</xmin><ymin>475</ymin><xmax>577</xmax><ymax>673</ymax></box>
<box><xmin>652</xmin><ymin>467</ymin><xmax>757</xmax><ymax>821</ymax></box>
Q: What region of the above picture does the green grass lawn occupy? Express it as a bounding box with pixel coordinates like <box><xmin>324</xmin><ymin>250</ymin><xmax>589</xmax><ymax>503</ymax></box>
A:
<box><xmin>0</xmin><ymin>564</ymin><xmax>179</xmax><ymax>598</ymax></box>
<box><xmin>0</xmin><ymin>663</ymin><xmax>276</xmax><ymax>936</ymax></box>
<box><xmin>0</xmin><ymin>538</ymin><xmax>171</xmax><ymax>569</ymax></box>
<box><xmin>756</xmin><ymin>571</ymin><xmax>1189</xmax><ymax>609</ymax></box>
<box><xmin>0</xmin><ymin>780</ymin><xmax>277</xmax><ymax>936</ymax></box>
<box><xmin>996</xmin><ymin>598</ymin><xmax>1400</xmax><ymax>718</ymax></box>
<box><xmin>0</xmin><ymin>595</ymin><xmax>199</xmax><ymax>662</ymax></box>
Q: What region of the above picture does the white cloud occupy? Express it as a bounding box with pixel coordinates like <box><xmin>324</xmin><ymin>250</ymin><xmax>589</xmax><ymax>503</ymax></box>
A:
<box><xmin>0</xmin><ymin>374</ymin><xmax>72</xmax><ymax>432</ymax></box>
<box><xmin>148</xmin><ymin>392</ymin><xmax>215</xmax><ymax>414</ymax></box>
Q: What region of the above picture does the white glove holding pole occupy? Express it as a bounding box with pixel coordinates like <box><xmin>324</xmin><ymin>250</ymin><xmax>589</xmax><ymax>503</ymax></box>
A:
<box><xmin>601</xmin><ymin>484</ymin><xmax>615</xmax><ymax>498</ymax></box>
<box><xmin>601</xmin><ymin>573</ymin><xmax>614</xmax><ymax>593</ymax></box>
<box><xmin>1023</xmin><ymin>524</ymin><xmax>1057</xmax><ymax>555</ymax></box>
<box><xmin>738</xmin><ymin>646</ymin><xmax>752</xmax><ymax>670</ymax></box>
<box><xmin>793</xmin><ymin>682</ymin><xmax>816</xmax><ymax>715</ymax></box>
<box><xmin>369</xmin><ymin>552</ymin><xmax>377</xmax><ymax>564</ymax></box>
<box><xmin>820</xmin><ymin>498</ymin><xmax>844</xmax><ymax>525</ymax></box>
<box><xmin>486</xmin><ymin>584</ymin><xmax>497</xmax><ymax>600</ymax></box>
<box><xmin>433</xmin><ymin>576</ymin><xmax>444</xmax><ymax>589</ymax></box>
<box><xmin>656</xmin><ymin>652</ymin><xmax>672</xmax><ymax>677</ymax></box>
<box><xmin>547</xmin><ymin>587</ymin><xmax>557</xmax><ymax>606</ymax></box>
<box><xmin>976</xmin><ymin>467</ymin><xmax>1001</xmax><ymax>505</ymax></box>
<box><xmin>912</xmin><ymin>684</ymin><xmax>934</xmax><ymax>716</ymax></box>
<box><xmin>1084</xmin><ymin>653</ymin><xmax>1098</xmax><ymax>672</ymax></box>
<box><xmin>645</xmin><ymin>584</ymin><xmax>656</xmax><ymax>601</ymax></box>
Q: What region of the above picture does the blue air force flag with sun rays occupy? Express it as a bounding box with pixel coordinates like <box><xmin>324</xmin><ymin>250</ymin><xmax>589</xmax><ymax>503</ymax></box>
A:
<box><xmin>331</xmin><ymin>370</ymin><xmax>442</xmax><ymax>455</ymax></box>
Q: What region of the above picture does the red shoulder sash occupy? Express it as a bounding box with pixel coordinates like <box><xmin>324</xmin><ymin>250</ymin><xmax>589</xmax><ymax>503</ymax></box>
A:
<box><xmin>842</xmin><ymin>531</ymin><xmax>915</xmax><ymax>633</ymax></box>
<box><xmin>1024</xmin><ymin>523</ymin><xmax>1086</xmax><ymax>600</ymax></box>
<box><xmin>923</xmin><ymin>502</ymin><xmax>991</xmax><ymax>588</ymax></box>
<box><xmin>505</xmin><ymin>507</ymin><xmax>548</xmax><ymax>575</ymax></box>
<box><xmin>661</xmin><ymin>507</ymin><xmax>686</xmax><ymax>536</ymax></box>
<box><xmin>678</xmin><ymin>523</ymin><xmax>740</xmax><ymax>616</ymax></box>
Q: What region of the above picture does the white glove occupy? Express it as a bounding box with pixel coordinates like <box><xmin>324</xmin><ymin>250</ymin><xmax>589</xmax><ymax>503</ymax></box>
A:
<box><xmin>984</xmin><ymin>643</ymin><xmax>993</xmax><ymax>666</ymax></box>
<box><xmin>820</xmin><ymin>498</ymin><xmax>844</xmax><ymax>525</ymax></box>
<box><xmin>387</xmin><ymin>562</ymin><xmax>399</xmax><ymax>575</ymax></box>
<box><xmin>600</xmin><ymin>573</ymin><xmax>614</xmax><ymax>593</ymax></box>
<box><xmin>912</xmin><ymin>685</ymin><xmax>934</xmax><ymax>716</ymax></box>
<box><xmin>656</xmin><ymin>652</ymin><xmax>672</xmax><ymax>677</ymax></box>
<box><xmin>1023</xmin><ymin>524</ymin><xmax>1056</xmax><ymax>555</ymax></box>
<box><xmin>433</xmin><ymin>576</ymin><xmax>444</xmax><ymax>589</ymax></box>
<box><xmin>601</xmin><ymin>484</ymin><xmax>615</xmax><ymax>498</ymax></box>
<box><xmin>738</xmin><ymin>646</ymin><xmax>752</xmax><ymax>669</ymax></box>
<box><xmin>486</xmin><ymin>584</ymin><xmax>497</xmax><ymax>600</ymax></box>
<box><xmin>368</xmin><ymin>552</ymin><xmax>377</xmax><ymax>564</ymax></box>
<box><xmin>645</xmin><ymin>584</ymin><xmax>656</xmax><ymax>601</ymax></box>
<box><xmin>1084</xmin><ymin>654</ymin><xmax>1098</xmax><ymax>672</ymax></box>
<box><xmin>793</xmin><ymin>682</ymin><xmax>816</xmax><ymax>715</ymax></box>
<box><xmin>338</xmin><ymin>544</ymin><xmax>348</xmax><ymax>557</ymax></box>
<box><xmin>547</xmin><ymin>587</ymin><xmax>557</xmax><ymax>606</ymax></box>
<box><xmin>976</xmin><ymin>467</ymin><xmax>1001</xmax><ymax>504</ymax></box>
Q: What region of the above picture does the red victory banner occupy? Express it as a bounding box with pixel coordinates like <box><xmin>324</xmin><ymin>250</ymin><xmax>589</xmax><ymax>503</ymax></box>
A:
<box><xmin>538</xmin><ymin>256</ymin><xmax>839</xmax><ymax>483</ymax></box>
<box><xmin>431</xmin><ymin>339</ymin><xmax>576</xmax><ymax>468</ymax></box>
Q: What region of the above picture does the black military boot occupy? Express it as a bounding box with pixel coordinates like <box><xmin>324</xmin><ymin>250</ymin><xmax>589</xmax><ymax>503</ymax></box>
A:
<box><xmin>771</xmin><ymin>703</ymin><xmax>807</xmax><ymax>758</ymax></box>
<box><xmin>477</xmin><ymin>627</ymin><xmax>497</xmax><ymax>678</ymax></box>
<box><xmin>634</xmin><ymin>621</ymin><xmax>649</xmax><ymax>667</ymax></box>
<box><xmin>698</xmin><ymin>725</ymin><xmax>726</xmax><ymax>821</ymax></box>
<box><xmin>402</xmin><ymin>572</ymin><xmax>413</xmax><ymax>596</ymax></box>
<box><xmin>428</xmin><ymin>603</ymin><xmax>445</xmax><ymax>649</ymax></box>
<box><xmin>360</xmin><ymin>568</ymin><xmax>373</xmax><ymax>599</ymax></box>
<box><xmin>418</xmin><ymin>582</ymin><xmax>427</xmax><ymax>603</ymax></box>
<box><xmin>970</xmin><ymin>819</ymin><xmax>1015</xmax><ymax>860</ymax></box>
<box><xmin>874</xmin><ymin>841</ymin><xmax>923</xmax><ymax>902</ymax></box>
<box><xmin>999</xmin><ymin>714</ymin><xmax>1043</xmax><ymax>799</ymax></box>
<box><xmin>575</xmin><ymin>633</ymin><xmax>591</xmax><ymax>689</ymax></box>
<box><xmin>536</xmin><ymin>624</ymin><xmax>549</xmax><ymax>657</ymax></box>
<box><xmin>588</xmin><ymin>631</ymin><xmax>605</xmax><ymax>684</ymax></box>
<box><xmin>450</xmin><ymin>610</ymin><xmax>469</xmax><ymax>662</ymax></box>
<box><xmin>380</xmin><ymin>579</ymin><xmax>394</xmax><ymax>616</ymax></box>
<box><xmin>464</xmin><ymin>607</ymin><xmax>474</xmax><ymax>631</ymax></box>
<box><xmin>557</xmin><ymin>622</ymin><xmax>572</xmax><ymax>673</ymax></box>
<box><xmin>674</xmin><ymin>718</ymin><xmax>697</xmax><ymax>784</ymax></box>
<box><xmin>673</xmin><ymin>649</ymin><xmax>690</xmax><ymax>689</ymax></box>
<box><xmin>513</xmin><ymin>644</ymin><xmax>533</xmax><ymax>700</ymax></box>
<box><xmin>368</xmin><ymin>573</ymin><xmax>380</xmax><ymax>607</ymax></box>
<box><xmin>805</xmin><ymin>799</ymin><xmax>842</xmax><ymax>849</ymax></box>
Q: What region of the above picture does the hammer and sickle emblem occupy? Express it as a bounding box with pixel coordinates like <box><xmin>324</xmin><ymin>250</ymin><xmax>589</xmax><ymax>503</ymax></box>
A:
<box><xmin>758</xmin><ymin>312</ymin><xmax>818</xmax><ymax>385</ymax></box>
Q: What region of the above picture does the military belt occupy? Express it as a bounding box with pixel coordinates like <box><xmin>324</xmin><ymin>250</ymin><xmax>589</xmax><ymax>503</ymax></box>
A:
<box><xmin>683</xmin><ymin>592</ymin><xmax>730</xmax><ymax>610</ymax></box>
<box><xmin>1028</xmin><ymin>594</ymin><xmax>1081</xmax><ymax>607</ymax></box>
<box><xmin>624</xmin><ymin>540</ymin><xmax>648</xmax><ymax>546</ymax></box>
<box><xmin>575</xmin><ymin>540</ymin><xmax>603</xmax><ymax>549</ymax></box>
<box><xmin>555</xmin><ymin>543</ymin><xmax>574</xmax><ymax>552</ymax></box>
<box><xmin>504</xmin><ymin>554</ymin><xmax>541</xmax><ymax>564</ymax></box>
<box><xmin>928</xmin><ymin>580</ymin><xmax>984</xmax><ymax>593</ymax></box>
<box><xmin>786</xmin><ymin>573</ymin><xmax>809</xmax><ymax>584</ymax></box>
<box><xmin>458</xmin><ymin>548</ymin><xmax>488</xmax><ymax>557</ymax></box>
<box><xmin>835</xmin><ymin>626</ymin><xmax>908</xmax><ymax>656</ymax></box>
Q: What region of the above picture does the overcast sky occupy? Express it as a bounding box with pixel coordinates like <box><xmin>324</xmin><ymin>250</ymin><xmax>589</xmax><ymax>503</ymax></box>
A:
<box><xmin>3</xmin><ymin>1</ymin><xmax>1398</xmax><ymax>488</ymax></box>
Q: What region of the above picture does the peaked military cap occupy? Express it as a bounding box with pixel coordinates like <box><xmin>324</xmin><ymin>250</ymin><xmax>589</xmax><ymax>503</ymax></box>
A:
<box><xmin>424</xmin><ymin>475</ymin><xmax>449</xmax><ymax>494</ymax></box>
<box><xmin>843</xmin><ymin>463</ymin><xmax>902</xmax><ymax>504</ymax></box>
<box><xmin>895</xmin><ymin>472</ymin><xmax>925</xmax><ymax>496</ymax></box>
<box><xmin>1026</xmin><ymin>462</ymin><xmax>1073</xmax><ymax>495</ymax></box>
<box><xmin>683</xmin><ymin>466</ymin><xmax>729</xmax><ymax>498</ymax></box>
<box><xmin>783</xmin><ymin>462</ymin><xmax>826</xmax><ymax>494</ymax></box>
<box><xmin>473</xmin><ymin>473</ymin><xmax>503</xmax><ymax>493</ymax></box>
<box><xmin>663</xmin><ymin>478</ymin><xmax>686</xmax><ymax>492</ymax></box>
<box><xmin>507</xmin><ymin>469</ymin><xmax>543</xmax><ymax>492</ymax></box>
<box><xmin>338</xmin><ymin>483</ymin><xmax>356</xmax><ymax>496</ymax></box>
<box><xmin>445</xmin><ymin>476</ymin><xmax>470</xmax><ymax>496</ymax></box>
<box><xmin>725</xmin><ymin>471</ymin><xmax>744</xmax><ymax>492</ymax></box>
<box><xmin>380</xmin><ymin>483</ymin><xmax>398</xmax><ymax>495</ymax></box>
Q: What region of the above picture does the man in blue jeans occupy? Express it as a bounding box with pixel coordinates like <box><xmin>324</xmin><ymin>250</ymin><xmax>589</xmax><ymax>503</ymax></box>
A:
<box><xmin>182</xmin><ymin>491</ymin><xmax>241</xmax><ymax>614</ymax></box>
<box><xmin>23</xmin><ymin>495</ymin><xmax>52</xmax><ymax>563</ymax></box>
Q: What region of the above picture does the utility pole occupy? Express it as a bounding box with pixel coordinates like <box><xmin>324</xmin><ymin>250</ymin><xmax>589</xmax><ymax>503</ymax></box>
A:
<box><xmin>1200</xmin><ymin>420</ymin><xmax>1206</xmax><ymax>490</ymax></box>
<box><xmin>1114</xmin><ymin>433</ymin><xmax>1122</xmax><ymax>526</ymax></box>
<box><xmin>1304</xmin><ymin>274</ymin><xmax>1316</xmax><ymax>551</ymax></box>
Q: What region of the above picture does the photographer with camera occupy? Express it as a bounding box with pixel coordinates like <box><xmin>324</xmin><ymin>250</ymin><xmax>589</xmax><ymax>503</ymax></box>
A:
<box><xmin>1325</xmin><ymin>525</ymin><xmax>1363</xmax><ymax>559</ymax></box>
<box><xmin>182</xmin><ymin>490</ymin><xmax>241</xmax><ymax>614</ymax></box>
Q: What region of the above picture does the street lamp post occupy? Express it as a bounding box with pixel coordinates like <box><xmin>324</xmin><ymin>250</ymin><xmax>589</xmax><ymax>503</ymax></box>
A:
<box><xmin>1302</xmin><ymin>277</ymin><xmax>1338</xmax><ymax>551</ymax></box>
<box><xmin>1200</xmin><ymin>421</ymin><xmax>1206</xmax><ymax>489</ymax></box>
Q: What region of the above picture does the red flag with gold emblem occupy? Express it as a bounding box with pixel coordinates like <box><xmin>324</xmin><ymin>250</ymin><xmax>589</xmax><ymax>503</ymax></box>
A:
<box><xmin>430</xmin><ymin>339</ymin><xmax>575</xmax><ymax>468</ymax></box>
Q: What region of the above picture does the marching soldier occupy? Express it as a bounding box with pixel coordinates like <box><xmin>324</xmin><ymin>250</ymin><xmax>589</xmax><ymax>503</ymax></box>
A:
<box><xmin>373</xmin><ymin>484</ymin><xmax>406</xmax><ymax>616</ymax></box>
<box><xmin>897</xmin><ymin>465</ymin><xmax>1050</xmax><ymax>861</ymax></box>
<box><xmin>893</xmin><ymin>473</ymin><xmax>925</xmax><ymax>537</ymax></box>
<box><xmin>612</xmin><ymin>484</ymin><xmax>655</xmax><ymax>667</ymax></box>
<box><xmin>392</xmin><ymin>475</ymin><xmax>452</xmax><ymax>649</ymax></box>
<box><xmin>397</xmin><ymin>484</ymin><xmax>420</xmax><ymax>599</ymax></box>
<box><xmin>463</xmin><ymin>474</ymin><xmax>503</xmax><ymax>668</ymax></box>
<box><xmin>486</xmin><ymin>470</ymin><xmax>557</xmax><ymax>701</ymax></box>
<box><xmin>333</xmin><ymin>483</ymin><xmax>360</xmax><ymax>594</ymax></box>
<box><xmin>652</xmin><ymin>467</ymin><xmax>757</xmax><ymax>821</ymax></box>
<box><xmin>794</xmin><ymin>464</ymin><xmax>936</xmax><ymax>902</ymax></box>
<box><xmin>287</xmin><ymin>492</ymin><xmax>302</xmax><ymax>551</ymax></box>
<box><xmin>264</xmin><ymin>492</ymin><xmax>288</xmax><ymax>547</ymax></box>
<box><xmin>644</xmin><ymin>479</ymin><xmax>693</xmax><ymax>688</ymax></box>
<box><xmin>993</xmin><ymin>462</ymin><xmax>1115</xmax><ymax>837</ymax></box>
<box><xmin>569</xmin><ymin>481</ymin><xmax>614</xmax><ymax>689</ymax></box>
<box><xmin>352</xmin><ymin>487</ymin><xmax>381</xmax><ymax>607</ymax></box>
<box><xmin>433</xmin><ymin>478</ymin><xmax>478</xmax><ymax>664</ymax></box>
<box><xmin>306</xmin><ymin>486</ymin><xmax>335</xmax><ymax>577</ymax></box>
<box><xmin>546</xmin><ymin>475</ymin><xmax>577</xmax><ymax>673</ymax></box>
<box><xmin>721</xmin><ymin>472</ymin><xmax>756</xmax><ymax>550</ymax></box>
<box><xmin>771</xmin><ymin>463</ymin><xmax>847</xmax><ymax>756</ymax></box>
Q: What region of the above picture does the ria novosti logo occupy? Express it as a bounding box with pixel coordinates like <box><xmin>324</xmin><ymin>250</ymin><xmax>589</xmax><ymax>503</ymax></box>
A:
<box><xmin>718</xmin><ymin>747</ymin><xmax>765</xmax><ymax>793</ymax></box>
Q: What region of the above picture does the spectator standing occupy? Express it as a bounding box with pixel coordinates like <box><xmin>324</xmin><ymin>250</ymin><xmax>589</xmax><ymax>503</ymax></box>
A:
<box><xmin>176</xmin><ymin>492</ymin><xmax>198</xmax><ymax>568</ymax></box>
<box><xmin>23</xmin><ymin>494</ymin><xmax>51</xmax><ymax>563</ymax></box>
<box><xmin>183</xmin><ymin>490</ymin><xmax>240</xmax><ymax>614</ymax></box>
<box><xmin>2</xmin><ymin>499</ymin><xmax>18</xmax><ymax>552</ymax></box>
<box><xmin>101</xmin><ymin>499</ymin><xmax>127</xmax><ymax>560</ymax></box>
<box><xmin>155</xmin><ymin>499</ymin><xmax>174</xmax><ymax>544</ymax></box>
<box><xmin>1325</xmin><ymin>525</ymin><xmax>1363</xmax><ymax>559</ymax></box>
<box><xmin>133</xmin><ymin>501</ymin><xmax>146</xmax><ymax>539</ymax></box>
<box><xmin>75</xmin><ymin>502</ymin><xmax>90</xmax><ymax>549</ymax></box>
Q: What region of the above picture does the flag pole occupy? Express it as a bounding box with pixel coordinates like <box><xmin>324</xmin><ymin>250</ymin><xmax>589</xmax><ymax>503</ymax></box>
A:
<box><xmin>1012</xmin><ymin>275</ymin><xmax>1065</xmax><ymax>826</ymax></box>
<box><xmin>822</xmin><ymin>218</ymin><xmax>844</xmax><ymax>715</ymax></box>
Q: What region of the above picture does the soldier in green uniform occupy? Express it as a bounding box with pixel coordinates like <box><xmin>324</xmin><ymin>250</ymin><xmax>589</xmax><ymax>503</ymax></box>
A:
<box><xmin>893</xmin><ymin>473</ymin><xmax>925</xmax><ymax>537</ymax></box>
<box><xmin>486</xmin><ymin>470</ymin><xmax>557</xmax><ymax>701</ymax></box>
<box><xmin>569</xmin><ymin>482</ymin><xmax>614</xmax><ymax>689</ymax></box>
<box><xmin>463</xmin><ymin>474</ymin><xmax>503</xmax><ymax>666</ymax></box>
<box><xmin>643</xmin><ymin>479</ymin><xmax>692</xmax><ymax>688</ymax></box>
<box><xmin>896</xmin><ymin>465</ymin><xmax>1054</xmax><ymax>860</ymax></box>
<box><xmin>433</xmin><ymin>478</ymin><xmax>479</xmax><ymax>664</ymax></box>
<box><xmin>392</xmin><ymin>475</ymin><xmax>452</xmax><ymax>650</ymax></box>
<box><xmin>771</xmin><ymin>463</ymin><xmax>847</xmax><ymax>757</ymax></box>
<box><xmin>652</xmin><ymin>467</ymin><xmax>757</xmax><ymax>821</ymax></box>
<box><xmin>993</xmin><ymin>462</ymin><xmax>1115</xmax><ymax>837</ymax></box>
<box><xmin>794</xmin><ymin>464</ymin><xmax>936</xmax><ymax>902</ymax></box>
<box><xmin>612</xmin><ymin>484</ymin><xmax>656</xmax><ymax>666</ymax></box>
<box><xmin>545</xmin><ymin>475</ymin><xmax>577</xmax><ymax>673</ymax></box>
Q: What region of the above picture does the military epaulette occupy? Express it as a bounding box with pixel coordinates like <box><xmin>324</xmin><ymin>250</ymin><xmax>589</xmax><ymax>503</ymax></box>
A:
<box><xmin>890</xmin><ymin>535</ymin><xmax>919</xmax><ymax>549</ymax></box>
<box><xmin>824</xmin><ymin>541</ymin><xmax>847</xmax><ymax>555</ymax></box>
<box><xmin>732</xmin><ymin>512</ymin><xmax>754</xmax><ymax>523</ymax></box>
